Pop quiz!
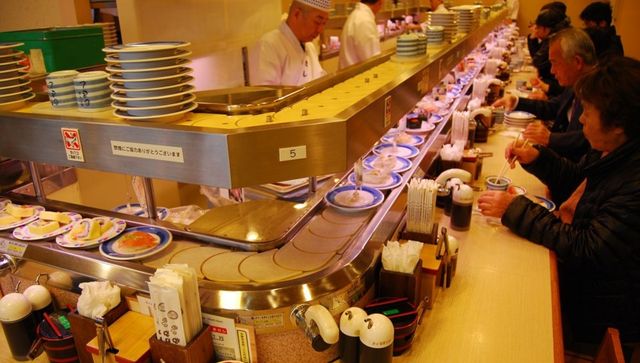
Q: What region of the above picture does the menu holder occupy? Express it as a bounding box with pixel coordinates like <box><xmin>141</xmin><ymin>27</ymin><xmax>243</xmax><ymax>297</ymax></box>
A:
<box><xmin>67</xmin><ymin>300</ymin><xmax>129</xmax><ymax>363</ymax></box>
<box><xmin>399</xmin><ymin>222</ymin><xmax>439</xmax><ymax>245</ymax></box>
<box><xmin>378</xmin><ymin>259</ymin><xmax>423</xmax><ymax>307</ymax></box>
<box><xmin>149</xmin><ymin>326</ymin><xmax>214</xmax><ymax>363</ymax></box>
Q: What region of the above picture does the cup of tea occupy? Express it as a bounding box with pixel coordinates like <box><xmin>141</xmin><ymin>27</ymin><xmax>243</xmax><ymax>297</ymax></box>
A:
<box><xmin>485</xmin><ymin>175</ymin><xmax>511</xmax><ymax>191</ymax></box>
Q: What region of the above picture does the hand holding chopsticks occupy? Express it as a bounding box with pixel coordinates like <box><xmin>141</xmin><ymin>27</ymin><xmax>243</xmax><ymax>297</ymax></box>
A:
<box><xmin>497</xmin><ymin>133</ymin><xmax>531</xmax><ymax>181</ymax></box>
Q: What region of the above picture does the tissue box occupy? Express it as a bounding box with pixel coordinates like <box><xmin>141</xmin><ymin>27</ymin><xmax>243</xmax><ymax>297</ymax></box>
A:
<box><xmin>68</xmin><ymin>300</ymin><xmax>129</xmax><ymax>363</ymax></box>
<box><xmin>149</xmin><ymin>326</ymin><xmax>214</xmax><ymax>363</ymax></box>
<box><xmin>378</xmin><ymin>259</ymin><xmax>422</xmax><ymax>306</ymax></box>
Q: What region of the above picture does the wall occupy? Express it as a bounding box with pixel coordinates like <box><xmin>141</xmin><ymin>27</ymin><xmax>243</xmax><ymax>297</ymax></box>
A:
<box><xmin>116</xmin><ymin>0</ymin><xmax>281</xmax><ymax>90</ymax></box>
<box><xmin>0</xmin><ymin>0</ymin><xmax>91</xmax><ymax>32</ymax></box>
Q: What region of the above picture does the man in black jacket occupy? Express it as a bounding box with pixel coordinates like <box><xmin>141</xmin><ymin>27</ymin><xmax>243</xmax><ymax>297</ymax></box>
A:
<box><xmin>580</xmin><ymin>1</ymin><xmax>624</xmax><ymax>60</ymax></box>
<box><xmin>480</xmin><ymin>56</ymin><xmax>640</xmax><ymax>360</ymax></box>
<box><xmin>493</xmin><ymin>28</ymin><xmax>597</xmax><ymax>162</ymax></box>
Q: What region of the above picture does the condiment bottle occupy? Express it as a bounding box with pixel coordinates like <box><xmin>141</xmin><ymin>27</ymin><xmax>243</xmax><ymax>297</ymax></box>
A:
<box><xmin>23</xmin><ymin>284</ymin><xmax>54</xmax><ymax>325</ymax></box>
<box><xmin>339</xmin><ymin>307</ymin><xmax>367</xmax><ymax>363</ymax></box>
<box><xmin>358</xmin><ymin>314</ymin><xmax>394</xmax><ymax>363</ymax></box>
<box><xmin>0</xmin><ymin>293</ymin><xmax>38</xmax><ymax>361</ymax></box>
<box><xmin>450</xmin><ymin>184</ymin><xmax>474</xmax><ymax>231</ymax></box>
<box><xmin>443</xmin><ymin>178</ymin><xmax>463</xmax><ymax>216</ymax></box>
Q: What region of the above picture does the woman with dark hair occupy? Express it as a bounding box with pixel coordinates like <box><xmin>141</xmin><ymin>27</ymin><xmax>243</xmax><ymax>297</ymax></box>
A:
<box><xmin>478</xmin><ymin>56</ymin><xmax>640</xmax><ymax>359</ymax></box>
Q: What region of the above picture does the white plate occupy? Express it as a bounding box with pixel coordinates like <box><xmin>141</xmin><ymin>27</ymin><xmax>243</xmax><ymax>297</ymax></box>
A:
<box><xmin>373</xmin><ymin>143</ymin><xmax>420</xmax><ymax>159</ymax></box>
<box><xmin>505</xmin><ymin>111</ymin><xmax>535</xmax><ymax>120</ymax></box>
<box><xmin>381</xmin><ymin>131</ymin><xmax>425</xmax><ymax>146</ymax></box>
<box><xmin>0</xmin><ymin>77</ymin><xmax>30</xmax><ymax>91</ymax></box>
<box><xmin>0</xmin><ymin>42</ymin><xmax>24</xmax><ymax>51</ymax></box>
<box><xmin>110</xmin><ymin>76</ymin><xmax>193</xmax><ymax>95</ymax></box>
<box><xmin>112</xmin><ymin>94</ymin><xmax>195</xmax><ymax>113</ymax></box>
<box><xmin>104</xmin><ymin>41</ymin><xmax>190</xmax><ymax>53</ymax></box>
<box><xmin>113</xmin><ymin>102</ymin><xmax>197</xmax><ymax>122</ymax></box>
<box><xmin>105</xmin><ymin>49</ymin><xmax>191</xmax><ymax>64</ymax></box>
<box><xmin>348</xmin><ymin>171</ymin><xmax>403</xmax><ymax>190</ymax></box>
<box><xmin>0</xmin><ymin>50</ymin><xmax>24</xmax><ymax>59</ymax></box>
<box><xmin>107</xmin><ymin>67</ymin><xmax>192</xmax><ymax>83</ymax></box>
<box><xmin>325</xmin><ymin>185</ymin><xmax>384</xmax><ymax>213</ymax></box>
<box><xmin>56</xmin><ymin>217</ymin><xmax>126</xmax><ymax>249</ymax></box>
<box><xmin>12</xmin><ymin>212</ymin><xmax>82</xmax><ymax>241</ymax></box>
<box><xmin>363</xmin><ymin>155</ymin><xmax>412</xmax><ymax>173</ymax></box>
<box><xmin>106</xmin><ymin>59</ymin><xmax>190</xmax><ymax>73</ymax></box>
<box><xmin>99</xmin><ymin>226</ymin><xmax>173</xmax><ymax>260</ymax></box>
<box><xmin>0</xmin><ymin>205</ymin><xmax>45</xmax><ymax>231</ymax></box>
<box><xmin>111</xmin><ymin>85</ymin><xmax>194</xmax><ymax>102</ymax></box>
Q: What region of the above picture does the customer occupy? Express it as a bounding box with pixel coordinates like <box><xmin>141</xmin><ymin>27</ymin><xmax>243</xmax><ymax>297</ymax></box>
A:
<box><xmin>429</xmin><ymin>0</ymin><xmax>447</xmax><ymax>13</ymax></box>
<box><xmin>249</xmin><ymin>0</ymin><xmax>331</xmax><ymax>86</ymax></box>
<box><xmin>339</xmin><ymin>0</ymin><xmax>384</xmax><ymax>69</ymax></box>
<box><xmin>479</xmin><ymin>56</ymin><xmax>640</xmax><ymax>358</ymax></box>
<box><xmin>580</xmin><ymin>1</ymin><xmax>624</xmax><ymax>59</ymax></box>
<box><xmin>527</xmin><ymin>1</ymin><xmax>567</xmax><ymax>58</ymax></box>
<box><xmin>493</xmin><ymin>28</ymin><xmax>597</xmax><ymax>162</ymax></box>
<box><xmin>529</xmin><ymin>8</ymin><xmax>570</xmax><ymax>97</ymax></box>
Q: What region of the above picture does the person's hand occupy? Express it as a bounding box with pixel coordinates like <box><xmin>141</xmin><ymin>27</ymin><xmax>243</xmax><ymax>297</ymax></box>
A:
<box><xmin>523</xmin><ymin>121</ymin><xmax>550</xmax><ymax>146</ymax></box>
<box><xmin>505</xmin><ymin>136</ymin><xmax>540</xmax><ymax>166</ymax></box>
<box><xmin>492</xmin><ymin>94</ymin><xmax>517</xmax><ymax>110</ymax></box>
<box><xmin>477</xmin><ymin>191</ymin><xmax>517</xmax><ymax>218</ymax></box>
<box><xmin>528</xmin><ymin>89</ymin><xmax>548</xmax><ymax>100</ymax></box>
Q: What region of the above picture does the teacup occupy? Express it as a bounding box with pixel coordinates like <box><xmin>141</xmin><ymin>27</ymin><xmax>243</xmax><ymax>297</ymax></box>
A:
<box><xmin>485</xmin><ymin>175</ymin><xmax>511</xmax><ymax>191</ymax></box>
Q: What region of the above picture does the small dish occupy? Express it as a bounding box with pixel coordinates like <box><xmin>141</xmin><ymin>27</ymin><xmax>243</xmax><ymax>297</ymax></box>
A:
<box><xmin>325</xmin><ymin>185</ymin><xmax>385</xmax><ymax>213</ymax></box>
<box><xmin>373</xmin><ymin>143</ymin><xmax>420</xmax><ymax>159</ymax></box>
<box><xmin>12</xmin><ymin>212</ymin><xmax>82</xmax><ymax>241</ymax></box>
<box><xmin>0</xmin><ymin>205</ymin><xmax>44</xmax><ymax>230</ymax></box>
<box><xmin>103</xmin><ymin>41</ymin><xmax>191</xmax><ymax>60</ymax></box>
<box><xmin>363</xmin><ymin>155</ymin><xmax>412</xmax><ymax>173</ymax></box>
<box><xmin>56</xmin><ymin>217</ymin><xmax>126</xmax><ymax>249</ymax></box>
<box><xmin>404</xmin><ymin>120</ymin><xmax>436</xmax><ymax>134</ymax></box>
<box><xmin>348</xmin><ymin>171</ymin><xmax>402</xmax><ymax>191</ymax></box>
<box><xmin>505</xmin><ymin>111</ymin><xmax>535</xmax><ymax>120</ymax></box>
<box><xmin>532</xmin><ymin>195</ymin><xmax>556</xmax><ymax>212</ymax></box>
<box><xmin>99</xmin><ymin>226</ymin><xmax>173</xmax><ymax>260</ymax></box>
<box><xmin>507</xmin><ymin>185</ymin><xmax>526</xmax><ymax>195</ymax></box>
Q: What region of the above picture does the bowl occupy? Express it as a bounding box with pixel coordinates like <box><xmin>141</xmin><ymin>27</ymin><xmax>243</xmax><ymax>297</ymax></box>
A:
<box><xmin>485</xmin><ymin>175</ymin><xmax>511</xmax><ymax>191</ymax></box>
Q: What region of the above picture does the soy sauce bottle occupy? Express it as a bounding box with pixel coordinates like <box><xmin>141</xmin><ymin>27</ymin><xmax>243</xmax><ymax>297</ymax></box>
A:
<box><xmin>359</xmin><ymin>314</ymin><xmax>394</xmax><ymax>363</ymax></box>
<box><xmin>451</xmin><ymin>184</ymin><xmax>474</xmax><ymax>231</ymax></box>
<box><xmin>339</xmin><ymin>307</ymin><xmax>367</xmax><ymax>363</ymax></box>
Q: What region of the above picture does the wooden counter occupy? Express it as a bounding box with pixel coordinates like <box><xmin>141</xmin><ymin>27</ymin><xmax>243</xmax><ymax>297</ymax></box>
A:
<box><xmin>395</xmin><ymin>71</ymin><xmax>563</xmax><ymax>362</ymax></box>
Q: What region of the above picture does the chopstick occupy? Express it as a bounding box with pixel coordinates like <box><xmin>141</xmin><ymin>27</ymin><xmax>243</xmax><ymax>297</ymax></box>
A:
<box><xmin>44</xmin><ymin>312</ymin><xmax>63</xmax><ymax>338</ymax></box>
<box><xmin>496</xmin><ymin>134</ymin><xmax>529</xmax><ymax>182</ymax></box>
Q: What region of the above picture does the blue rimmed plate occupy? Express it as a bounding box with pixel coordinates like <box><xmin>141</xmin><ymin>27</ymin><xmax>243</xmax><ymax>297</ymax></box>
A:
<box><xmin>113</xmin><ymin>203</ymin><xmax>169</xmax><ymax>220</ymax></box>
<box><xmin>348</xmin><ymin>171</ymin><xmax>402</xmax><ymax>191</ymax></box>
<box><xmin>99</xmin><ymin>226</ymin><xmax>173</xmax><ymax>261</ymax></box>
<box><xmin>429</xmin><ymin>114</ymin><xmax>445</xmax><ymax>124</ymax></box>
<box><xmin>56</xmin><ymin>217</ymin><xmax>126</xmax><ymax>249</ymax></box>
<box><xmin>363</xmin><ymin>155</ymin><xmax>412</xmax><ymax>173</ymax></box>
<box><xmin>533</xmin><ymin>195</ymin><xmax>556</xmax><ymax>212</ymax></box>
<box><xmin>325</xmin><ymin>185</ymin><xmax>385</xmax><ymax>213</ymax></box>
<box><xmin>373</xmin><ymin>143</ymin><xmax>420</xmax><ymax>159</ymax></box>
<box><xmin>0</xmin><ymin>205</ymin><xmax>45</xmax><ymax>231</ymax></box>
<box><xmin>381</xmin><ymin>131</ymin><xmax>425</xmax><ymax>146</ymax></box>
<box><xmin>13</xmin><ymin>212</ymin><xmax>82</xmax><ymax>241</ymax></box>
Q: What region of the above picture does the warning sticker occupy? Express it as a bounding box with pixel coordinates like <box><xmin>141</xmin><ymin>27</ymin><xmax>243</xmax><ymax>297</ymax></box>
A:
<box><xmin>61</xmin><ymin>128</ymin><xmax>85</xmax><ymax>162</ymax></box>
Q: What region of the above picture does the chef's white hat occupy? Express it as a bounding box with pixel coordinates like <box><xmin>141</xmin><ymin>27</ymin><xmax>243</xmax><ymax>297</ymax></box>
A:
<box><xmin>294</xmin><ymin>0</ymin><xmax>332</xmax><ymax>12</ymax></box>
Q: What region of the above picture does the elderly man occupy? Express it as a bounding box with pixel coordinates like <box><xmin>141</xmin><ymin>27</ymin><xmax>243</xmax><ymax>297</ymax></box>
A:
<box><xmin>250</xmin><ymin>0</ymin><xmax>331</xmax><ymax>86</ymax></box>
<box><xmin>493</xmin><ymin>28</ymin><xmax>597</xmax><ymax>162</ymax></box>
<box><xmin>338</xmin><ymin>0</ymin><xmax>384</xmax><ymax>69</ymax></box>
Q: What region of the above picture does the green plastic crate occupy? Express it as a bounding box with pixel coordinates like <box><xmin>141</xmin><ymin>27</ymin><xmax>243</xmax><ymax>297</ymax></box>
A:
<box><xmin>0</xmin><ymin>26</ymin><xmax>105</xmax><ymax>73</ymax></box>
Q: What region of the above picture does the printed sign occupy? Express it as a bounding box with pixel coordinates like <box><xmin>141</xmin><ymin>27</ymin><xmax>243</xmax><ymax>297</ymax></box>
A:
<box><xmin>110</xmin><ymin>141</ymin><xmax>185</xmax><ymax>163</ymax></box>
<box><xmin>61</xmin><ymin>128</ymin><xmax>85</xmax><ymax>162</ymax></box>
<box><xmin>0</xmin><ymin>238</ymin><xmax>27</xmax><ymax>258</ymax></box>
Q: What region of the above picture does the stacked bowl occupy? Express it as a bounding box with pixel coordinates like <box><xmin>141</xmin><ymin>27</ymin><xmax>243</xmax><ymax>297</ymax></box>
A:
<box><xmin>46</xmin><ymin>70</ymin><xmax>79</xmax><ymax>108</ymax></box>
<box><xmin>427</xmin><ymin>12</ymin><xmax>457</xmax><ymax>43</ymax></box>
<box><xmin>0</xmin><ymin>42</ymin><xmax>34</xmax><ymax>111</ymax></box>
<box><xmin>504</xmin><ymin>111</ymin><xmax>536</xmax><ymax>128</ymax></box>
<box><xmin>450</xmin><ymin>5</ymin><xmax>481</xmax><ymax>34</ymax></box>
<box><xmin>74</xmin><ymin>71</ymin><xmax>111</xmax><ymax>112</ymax></box>
<box><xmin>104</xmin><ymin>41</ymin><xmax>196</xmax><ymax>122</ymax></box>
<box><xmin>425</xmin><ymin>25</ymin><xmax>444</xmax><ymax>45</ymax></box>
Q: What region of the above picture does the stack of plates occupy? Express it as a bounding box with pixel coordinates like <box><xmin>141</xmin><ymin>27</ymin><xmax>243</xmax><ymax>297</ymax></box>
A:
<box><xmin>94</xmin><ymin>22</ymin><xmax>118</xmax><ymax>46</ymax></box>
<box><xmin>504</xmin><ymin>111</ymin><xmax>536</xmax><ymax>128</ymax></box>
<box><xmin>425</xmin><ymin>25</ymin><xmax>444</xmax><ymax>45</ymax></box>
<box><xmin>104</xmin><ymin>41</ymin><xmax>197</xmax><ymax>123</ymax></box>
<box><xmin>0</xmin><ymin>42</ymin><xmax>34</xmax><ymax>111</ymax></box>
<box><xmin>427</xmin><ymin>12</ymin><xmax>457</xmax><ymax>43</ymax></box>
<box><xmin>450</xmin><ymin>5</ymin><xmax>481</xmax><ymax>34</ymax></box>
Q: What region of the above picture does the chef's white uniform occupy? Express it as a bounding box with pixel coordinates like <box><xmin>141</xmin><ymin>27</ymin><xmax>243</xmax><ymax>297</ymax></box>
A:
<box><xmin>338</xmin><ymin>2</ymin><xmax>381</xmax><ymax>69</ymax></box>
<box><xmin>250</xmin><ymin>22</ymin><xmax>326</xmax><ymax>86</ymax></box>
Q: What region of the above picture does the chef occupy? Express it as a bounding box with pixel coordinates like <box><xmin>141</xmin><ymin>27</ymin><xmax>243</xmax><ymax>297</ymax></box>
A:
<box><xmin>430</xmin><ymin>0</ymin><xmax>448</xmax><ymax>13</ymax></box>
<box><xmin>338</xmin><ymin>0</ymin><xmax>384</xmax><ymax>69</ymax></box>
<box><xmin>249</xmin><ymin>0</ymin><xmax>331</xmax><ymax>86</ymax></box>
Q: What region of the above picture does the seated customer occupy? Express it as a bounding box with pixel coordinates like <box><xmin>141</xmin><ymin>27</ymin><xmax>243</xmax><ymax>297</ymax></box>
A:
<box><xmin>529</xmin><ymin>8</ymin><xmax>570</xmax><ymax>97</ymax></box>
<box><xmin>580</xmin><ymin>1</ymin><xmax>624</xmax><ymax>59</ymax></box>
<box><xmin>493</xmin><ymin>28</ymin><xmax>597</xmax><ymax>162</ymax></box>
<box><xmin>479</xmin><ymin>56</ymin><xmax>640</xmax><ymax>358</ymax></box>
